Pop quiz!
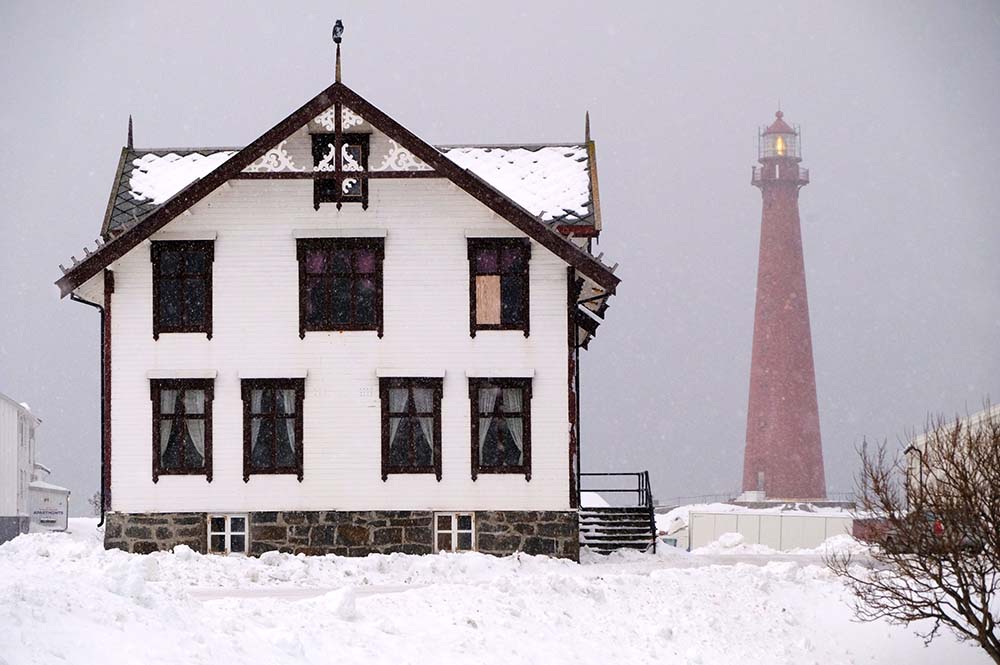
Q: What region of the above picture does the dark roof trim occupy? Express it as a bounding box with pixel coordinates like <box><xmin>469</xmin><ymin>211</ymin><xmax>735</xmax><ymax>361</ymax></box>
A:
<box><xmin>57</xmin><ymin>82</ymin><xmax>619</xmax><ymax>296</ymax></box>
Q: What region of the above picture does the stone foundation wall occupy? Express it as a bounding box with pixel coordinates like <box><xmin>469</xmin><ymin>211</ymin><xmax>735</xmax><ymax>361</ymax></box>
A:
<box><xmin>249</xmin><ymin>511</ymin><xmax>434</xmax><ymax>556</ymax></box>
<box><xmin>476</xmin><ymin>511</ymin><xmax>579</xmax><ymax>560</ymax></box>
<box><xmin>104</xmin><ymin>512</ymin><xmax>206</xmax><ymax>554</ymax></box>
<box><xmin>103</xmin><ymin>510</ymin><xmax>579</xmax><ymax>560</ymax></box>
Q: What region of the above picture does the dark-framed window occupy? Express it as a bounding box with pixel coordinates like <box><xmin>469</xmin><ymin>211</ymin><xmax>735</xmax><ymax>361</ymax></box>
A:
<box><xmin>241</xmin><ymin>379</ymin><xmax>305</xmax><ymax>482</ymax></box>
<box><xmin>150</xmin><ymin>240</ymin><xmax>214</xmax><ymax>339</ymax></box>
<box><xmin>469</xmin><ymin>378</ymin><xmax>532</xmax><ymax>480</ymax></box>
<box><xmin>150</xmin><ymin>379</ymin><xmax>213</xmax><ymax>482</ymax></box>
<box><xmin>467</xmin><ymin>238</ymin><xmax>530</xmax><ymax>337</ymax></box>
<box><xmin>379</xmin><ymin>378</ymin><xmax>443</xmax><ymax>481</ymax></box>
<box><xmin>296</xmin><ymin>238</ymin><xmax>384</xmax><ymax>338</ymax></box>
<box><xmin>312</xmin><ymin>133</ymin><xmax>370</xmax><ymax>210</ymax></box>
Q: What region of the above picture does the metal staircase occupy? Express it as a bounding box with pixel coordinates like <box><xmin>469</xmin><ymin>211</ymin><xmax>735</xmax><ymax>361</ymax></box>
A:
<box><xmin>579</xmin><ymin>471</ymin><xmax>657</xmax><ymax>554</ymax></box>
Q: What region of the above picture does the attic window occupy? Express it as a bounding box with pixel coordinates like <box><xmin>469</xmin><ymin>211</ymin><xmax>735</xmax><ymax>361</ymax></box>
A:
<box><xmin>312</xmin><ymin>133</ymin><xmax>369</xmax><ymax>210</ymax></box>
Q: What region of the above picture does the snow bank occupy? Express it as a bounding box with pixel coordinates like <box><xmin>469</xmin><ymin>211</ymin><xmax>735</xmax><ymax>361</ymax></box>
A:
<box><xmin>0</xmin><ymin>520</ymin><xmax>986</xmax><ymax>665</ymax></box>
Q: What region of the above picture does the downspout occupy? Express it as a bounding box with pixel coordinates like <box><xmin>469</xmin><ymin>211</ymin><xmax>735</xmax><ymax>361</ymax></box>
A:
<box><xmin>575</xmin><ymin>335</ymin><xmax>581</xmax><ymax>505</ymax></box>
<box><xmin>69</xmin><ymin>292</ymin><xmax>106</xmax><ymax>527</ymax></box>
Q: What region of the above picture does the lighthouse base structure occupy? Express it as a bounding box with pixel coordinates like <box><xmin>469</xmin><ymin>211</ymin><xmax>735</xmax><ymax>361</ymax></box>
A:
<box><xmin>742</xmin><ymin>160</ymin><xmax>827</xmax><ymax>501</ymax></box>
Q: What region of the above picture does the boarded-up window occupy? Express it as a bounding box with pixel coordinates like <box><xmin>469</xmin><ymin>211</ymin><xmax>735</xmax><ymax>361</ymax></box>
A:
<box><xmin>468</xmin><ymin>238</ymin><xmax>529</xmax><ymax>336</ymax></box>
<box><xmin>475</xmin><ymin>275</ymin><xmax>502</xmax><ymax>325</ymax></box>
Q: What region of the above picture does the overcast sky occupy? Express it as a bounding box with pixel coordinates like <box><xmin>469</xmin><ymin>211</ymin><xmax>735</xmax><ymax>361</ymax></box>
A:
<box><xmin>1</xmin><ymin>2</ymin><xmax>998</xmax><ymax>512</ymax></box>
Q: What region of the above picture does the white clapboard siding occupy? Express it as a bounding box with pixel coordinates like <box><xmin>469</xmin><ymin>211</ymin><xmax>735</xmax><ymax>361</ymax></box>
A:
<box><xmin>109</xmin><ymin>178</ymin><xmax>574</xmax><ymax>513</ymax></box>
<box><xmin>0</xmin><ymin>395</ymin><xmax>37</xmax><ymax>517</ymax></box>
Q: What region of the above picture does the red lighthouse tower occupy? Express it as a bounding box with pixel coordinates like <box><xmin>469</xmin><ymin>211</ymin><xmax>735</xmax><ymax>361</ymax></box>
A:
<box><xmin>741</xmin><ymin>111</ymin><xmax>826</xmax><ymax>500</ymax></box>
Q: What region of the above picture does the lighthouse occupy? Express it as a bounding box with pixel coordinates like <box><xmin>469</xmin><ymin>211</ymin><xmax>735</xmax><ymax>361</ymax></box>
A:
<box><xmin>741</xmin><ymin>111</ymin><xmax>826</xmax><ymax>501</ymax></box>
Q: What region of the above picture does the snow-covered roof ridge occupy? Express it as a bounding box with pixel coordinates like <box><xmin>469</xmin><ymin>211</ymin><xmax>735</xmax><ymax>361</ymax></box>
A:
<box><xmin>439</xmin><ymin>144</ymin><xmax>592</xmax><ymax>223</ymax></box>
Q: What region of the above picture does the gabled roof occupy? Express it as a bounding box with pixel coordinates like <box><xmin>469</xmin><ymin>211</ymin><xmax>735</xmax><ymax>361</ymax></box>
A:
<box><xmin>58</xmin><ymin>81</ymin><xmax>617</xmax><ymax>296</ymax></box>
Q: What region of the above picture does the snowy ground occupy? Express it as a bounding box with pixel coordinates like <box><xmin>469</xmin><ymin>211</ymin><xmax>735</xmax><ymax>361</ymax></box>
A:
<box><xmin>0</xmin><ymin>519</ymin><xmax>989</xmax><ymax>665</ymax></box>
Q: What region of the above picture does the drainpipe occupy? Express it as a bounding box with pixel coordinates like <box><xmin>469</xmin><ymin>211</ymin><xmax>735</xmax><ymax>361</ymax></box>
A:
<box><xmin>575</xmin><ymin>331</ymin><xmax>581</xmax><ymax>504</ymax></box>
<box><xmin>69</xmin><ymin>292</ymin><xmax>106</xmax><ymax>527</ymax></box>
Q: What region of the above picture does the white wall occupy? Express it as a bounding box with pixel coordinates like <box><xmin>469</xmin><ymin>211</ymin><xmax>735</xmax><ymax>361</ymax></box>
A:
<box><xmin>0</xmin><ymin>395</ymin><xmax>38</xmax><ymax>517</ymax></box>
<box><xmin>0</xmin><ymin>399</ymin><xmax>16</xmax><ymax>516</ymax></box>
<box><xmin>108</xmin><ymin>177</ymin><xmax>573</xmax><ymax>514</ymax></box>
<box><xmin>688</xmin><ymin>510</ymin><xmax>853</xmax><ymax>551</ymax></box>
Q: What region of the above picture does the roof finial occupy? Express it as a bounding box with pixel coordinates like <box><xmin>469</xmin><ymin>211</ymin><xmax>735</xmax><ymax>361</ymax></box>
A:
<box><xmin>333</xmin><ymin>19</ymin><xmax>344</xmax><ymax>83</ymax></box>
<box><xmin>127</xmin><ymin>115</ymin><xmax>133</xmax><ymax>149</ymax></box>
<box><xmin>585</xmin><ymin>111</ymin><xmax>591</xmax><ymax>143</ymax></box>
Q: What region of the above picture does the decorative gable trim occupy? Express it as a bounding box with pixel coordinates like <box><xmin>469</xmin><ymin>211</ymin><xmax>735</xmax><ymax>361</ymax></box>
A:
<box><xmin>56</xmin><ymin>82</ymin><xmax>619</xmax><ymax>296</ymax></box>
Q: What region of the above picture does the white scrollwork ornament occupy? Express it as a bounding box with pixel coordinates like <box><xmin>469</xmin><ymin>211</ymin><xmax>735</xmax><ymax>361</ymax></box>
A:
<box><xmin>243</xmin><ymin>140</ymin><xmax>303</xmax><ymax>172</ymax></box>
<box><xmin>342</xmin><ymin>144</ymin><xmax>363</xmax><ymax>172</ymax></box>
<box><xmin>314</xmin><ymin>108</ymin><xmax>337</xmax><ymax>131</ymax></box>
<box><xmin>315</xmin><ymin>142</ymin><xmax>336</xmax><ymax>171</ymax></box>
<box><xmin>342</xmin><ymin>107</ymin><xmax>364</xmax><ymax>129</ymax></box>
<box><xmin>313</xmin><ymin>106</ymin><xmax>365</xmax><ymax>131</ymax></box>
<box><xmin>372</xmin><ymin>139</ymin><xmax>432</xmax><ymax>171</ymax></box>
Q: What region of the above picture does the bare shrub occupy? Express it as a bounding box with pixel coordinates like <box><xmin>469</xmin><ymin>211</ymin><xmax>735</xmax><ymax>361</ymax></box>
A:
<box><xmin>828</xmin><ymin>405</ymin><xmax>1000</xmax><ymax>662</ymax></box>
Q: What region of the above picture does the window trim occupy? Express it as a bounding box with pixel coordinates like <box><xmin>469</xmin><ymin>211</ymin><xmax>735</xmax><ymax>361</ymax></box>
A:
<box><xmin>150</xmin><ymin>240</ymin><xmax>214</xmax><ymax>339</ymax></box>
<box><xmin>468</xmin><ymin>377</ymin><xmax>532</xmax><ymax>481</ymax></box>
<box><xmin>240</xmin><ymin>378</ymin><xmax>305</xmax><ymax>482</ymax></box>
<box><xmin>296</xmin><ymin>237</ymin><xmax>385</xmax><ymax>338</ymax></box>
<box><xmin>378</xmin><ymin>377</ymin><xmax>443</xmax><ymax>481</ymax></box>
<box><xmin>208</xmin><ymin>514</ymin><xmax>248</xmax><ymax>556</ymax></box>
<box><xmin>467</xmin><ymin>237</ymin><xmax>530</xmax><ymax>338</ymax></box>
<box><xmin>150</xmin><ymin>378</ymin><xmax>214</xmax><ymax>483</ymax></box>
<box><xmin>434</xmin><ymin>512</ymin><xmax>476</xmax><ymax>552</ymax></box>
<box><xmin>311</xmin><ymin>131</ymin><xmax>370</xmax><ymax>210</ymax></box>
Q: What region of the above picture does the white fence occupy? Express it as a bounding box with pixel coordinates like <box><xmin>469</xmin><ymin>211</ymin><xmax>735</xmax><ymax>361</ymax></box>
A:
<box><xmin>688</xmin><ymin>510</ymin><xmax>852</xmax><ymax>551</ymax></box>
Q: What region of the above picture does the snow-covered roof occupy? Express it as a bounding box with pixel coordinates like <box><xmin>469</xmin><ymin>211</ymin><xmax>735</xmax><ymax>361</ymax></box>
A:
<box><xmin>440</xmin><ymin>145</ymin><xmax>592</xmax><ymax>223</ymax></box>
<box><xmin>103</xmin><ymin>143</ymin><xmax>593</xmax><ymax>235</ymax></box>
<box><xmin>28</xmin><ymin>480</ymin><xmax>70</xmax><ymax>493</ymax></box>
<box><xmin>102</xmin><ymin>149</ymin><xmax>240</xmax><ymax>236</ymax></box>
<box><xmin>130</xmin><ymin>151</ymin><xmax>237</xmax><ymax>205</ymax></box>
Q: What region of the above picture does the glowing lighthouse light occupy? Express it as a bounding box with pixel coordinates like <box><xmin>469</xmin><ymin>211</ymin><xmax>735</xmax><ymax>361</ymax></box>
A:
<box><xmin>775</xmin><ymin>135</ymin><xmax>786</xmax><ymax>156</ymax></box>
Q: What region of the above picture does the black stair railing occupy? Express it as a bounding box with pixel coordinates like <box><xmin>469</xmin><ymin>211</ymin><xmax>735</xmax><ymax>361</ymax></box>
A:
<box><xmin>579</xmin><ymin>471</ymin><xmax>657</xmax><ymax>553</ymax></box>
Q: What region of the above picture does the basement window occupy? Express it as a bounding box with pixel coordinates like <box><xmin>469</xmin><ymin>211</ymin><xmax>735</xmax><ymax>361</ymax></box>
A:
<box><xmin>435</xmin><ymin>512</ymin><xmax>475</xmax><ymax>552</ymax></box>
<box><xmin>208</xmin><ymin>515</ymin><xmax>247</xmax><ymax>555</ymax></box>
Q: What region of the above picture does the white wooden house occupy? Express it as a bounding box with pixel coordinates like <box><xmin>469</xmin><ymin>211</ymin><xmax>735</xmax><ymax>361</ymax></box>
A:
<box><xmin>55</xmin><ymin>53</ymin><xmax>619</xmax><ymax>559</ymax></box>
<box><xmin>0</xmin><ymin>392</ymin><xmax>38</xmax><ymax>542</ymax></box>
<box><xmin>0</xmin><ymin>392</ymin><xmax>69</xmax><ymax>541</ymax></box>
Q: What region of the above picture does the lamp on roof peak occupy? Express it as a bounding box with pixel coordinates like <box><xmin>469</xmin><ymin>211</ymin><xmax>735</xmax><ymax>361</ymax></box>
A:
<box><xmin>333</xmin><ymin>19</ymin><xmax>344</xmax><ymax>83</ymax></box>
